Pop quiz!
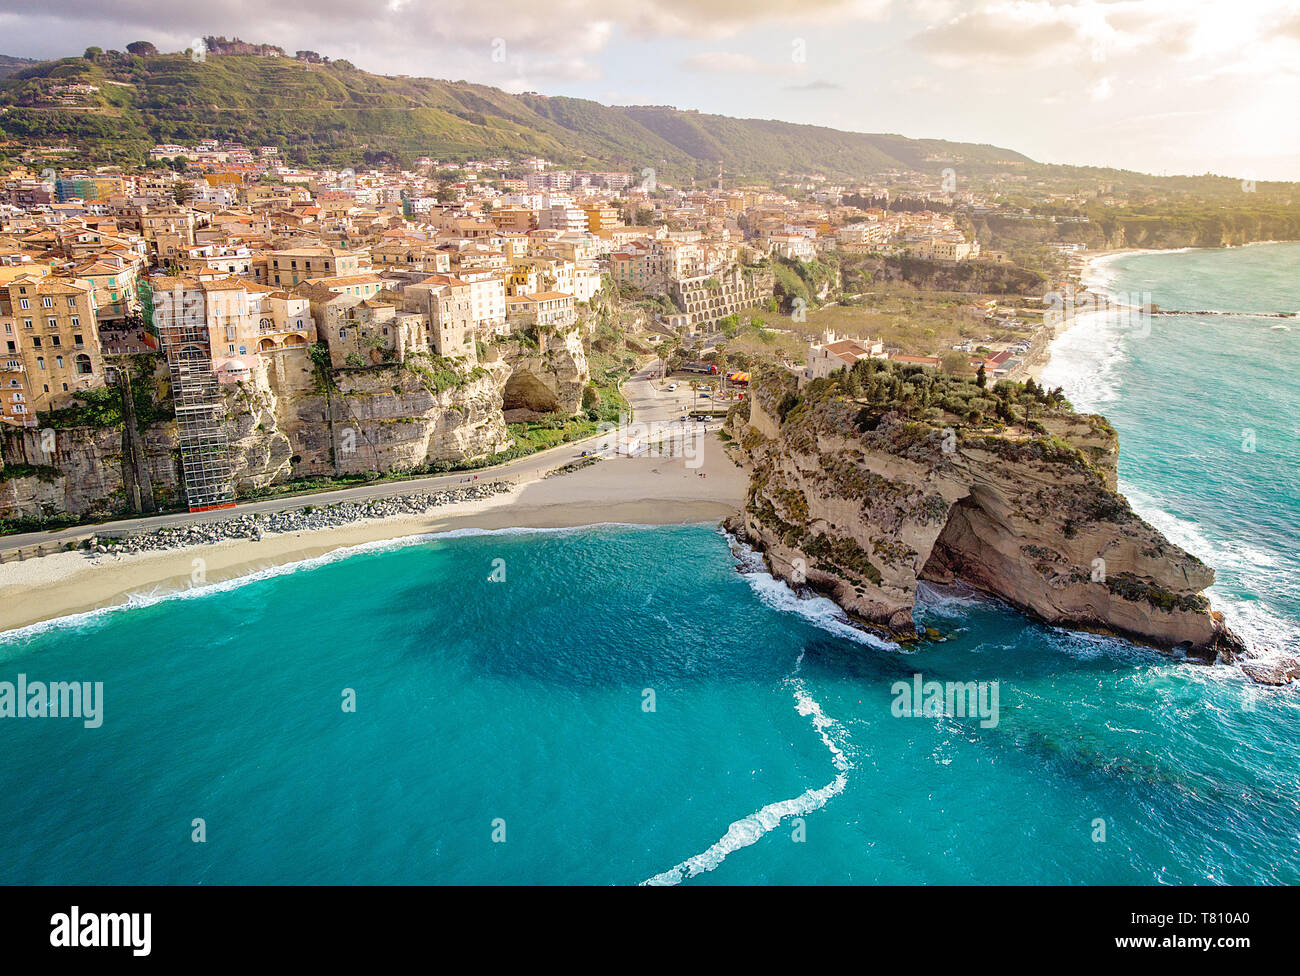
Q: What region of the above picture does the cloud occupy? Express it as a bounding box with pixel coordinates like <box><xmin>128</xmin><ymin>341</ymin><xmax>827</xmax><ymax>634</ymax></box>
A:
<box><xmin>786</xmin><ymin>80</ymin><xmax>844</xmax><ymax>91</ymax></box>
<box><xmin>909</xmin><ymin>1</ymin><xmax>1300</xmax><ymax>73</ymax></box>
<box><xmin>909</xmin><ymin>2</ymin><xmax>1120</xmax><ymax>70</ymax></box>
<box><xmin>1087</xmin><ymin>76</ymin><xmax>1111</xmax><ymax>101</ymax></box>
<box><xmin>0</xmin><ymin>0</ymin><xmax>892</xmax><ymax>67</ymax></box>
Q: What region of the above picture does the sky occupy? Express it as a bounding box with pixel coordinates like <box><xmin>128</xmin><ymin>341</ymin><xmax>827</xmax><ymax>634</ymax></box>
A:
<box><xmin>2</xmin><ymin>0</ymin><xmax>1298</xmax><ymax>180</ymax></box>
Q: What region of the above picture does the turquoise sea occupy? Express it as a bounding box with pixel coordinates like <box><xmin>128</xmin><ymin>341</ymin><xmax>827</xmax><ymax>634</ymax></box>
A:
<box><xmin>2</xmin><ymin>245</ymin><xmax>1298</xmax><ymax>885</ymax></box>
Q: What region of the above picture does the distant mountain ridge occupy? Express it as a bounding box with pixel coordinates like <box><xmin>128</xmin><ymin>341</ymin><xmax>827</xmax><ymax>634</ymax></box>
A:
<box><xmin>0</xmin><ymin>48</ymin><xmax>1033</xmax><ymax>179</ymax></box>
<box><xmin>0</xmin><ymin>54</ymin><xmax>41</xmax><ymax>80</ymax></box>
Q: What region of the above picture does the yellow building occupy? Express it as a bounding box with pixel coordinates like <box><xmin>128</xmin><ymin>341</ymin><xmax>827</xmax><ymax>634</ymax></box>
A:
<box><xmin>583</xmin><ymin>206</ymin><xmax>619</xmax><ymax>233</ymax></box>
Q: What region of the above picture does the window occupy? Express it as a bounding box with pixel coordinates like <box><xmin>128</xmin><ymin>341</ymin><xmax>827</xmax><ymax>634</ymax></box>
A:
<box><xmin>42</xmin><ymin>297</ymin><xmax>53</xmax><ymax>308</ymax></box>
<box><xmin>74</xmin><ymin>355</ymin><xmax>91</xmax><ymax>376</ymax></box>
<box><xmin>19</xmin><ymin>299</ymin><xmax>29</xmax><ymax>310</ymax></box>
<box><xmin>51</xmin><ymin>336</ymin><xmax>60</xmax><ymax>347</ymax></box>
<box><xmin>32</xmin><ymin>337</ymin><xmax>41</xmax><ymax>348</ymax></box>
<box><xmin>67</xmin><ymin>297</ymin><xmax>76</xmax><ymax>308</ymax></box>
<box><xmin>22</xmin><ymin>320</ymin><xmax>32</xmax><ymax>330</ymax></box>
<box><xmin>56</xmin><ymin>356</ymin><xmax>64</xmax><ymax>368</ymax></box>
<box><xmin>71</xmin><ymin>317</ymin><xmax>79</xmax><ymax>327</ymax></box>
<box><xmin>36</xmin><ymin>357</ymin><xmax>45</xmax><ymax>369</ymax></box>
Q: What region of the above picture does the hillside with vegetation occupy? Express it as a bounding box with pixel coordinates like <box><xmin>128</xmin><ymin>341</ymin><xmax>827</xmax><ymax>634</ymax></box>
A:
<box><xmin>0</xmin><ymin>55</ymin><xmax>40</xmax><ymax>80</ymax></box>
<box><xmin>0</xmin><ymin>45</ymin><xmax>1031</xmax><ymax>178</ymax></box>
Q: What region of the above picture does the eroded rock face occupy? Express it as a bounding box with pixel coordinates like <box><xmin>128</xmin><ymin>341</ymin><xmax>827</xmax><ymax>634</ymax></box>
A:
<box><xmin>729</xmin><ymin>374</ymin><xmax>1244</xmax><ymax>662</ymax></box>
<box><xmin>253</xmin><ymin>349</ymin><xmax>513</xmax><ymax>477</ymax></box>
<box><xmin>0</xmin><ymin>420</ymin><xmax>182</xmax><ymax>519</ymax></box>
<box><xmin>493</xmin><ymin>326</ymin><xmax>590</xmax><ymax>422</ymax></box>
<box><xmin>0</xmin><ymin>348</ymin><xmax>513</xmax><ymax>520</ymax></box>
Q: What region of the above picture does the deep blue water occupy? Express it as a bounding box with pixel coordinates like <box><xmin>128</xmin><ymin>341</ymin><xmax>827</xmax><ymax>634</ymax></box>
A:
<box><xmin>1</xmin><ymin>245</ymin><xmax>1297</xmax><ymax>885</ymax></box>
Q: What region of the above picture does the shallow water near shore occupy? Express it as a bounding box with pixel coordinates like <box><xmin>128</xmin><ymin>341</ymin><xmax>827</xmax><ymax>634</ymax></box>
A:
<box><xmin>2</xmin><ymin>245</ymin><xmax>1299</xmax><ymax>885</ymax></box>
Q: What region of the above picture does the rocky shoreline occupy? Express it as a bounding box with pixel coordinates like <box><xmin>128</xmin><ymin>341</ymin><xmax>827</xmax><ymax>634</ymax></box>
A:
<box><xmin>88</xmin><ymin>481</ymin><xmax>512</xmax><ymax>557</ymax></box>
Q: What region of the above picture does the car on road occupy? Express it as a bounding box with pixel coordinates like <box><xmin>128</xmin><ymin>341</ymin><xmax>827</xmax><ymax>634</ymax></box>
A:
<box><xmin>668</xmin><ymin>383</ymin><xmax>677</xmax><ymax>391</ymax></box>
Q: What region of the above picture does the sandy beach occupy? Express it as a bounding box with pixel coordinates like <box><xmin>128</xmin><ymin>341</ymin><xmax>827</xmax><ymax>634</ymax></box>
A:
<box><xmin>0</xmin><ymin>437</ymin><xmax>749</xmax><ymax>635</ymax></box>
<box><xmin>1020</xmin><ymin>246</ymin><xmax>1180</xmax><ymax>382</ymax></box>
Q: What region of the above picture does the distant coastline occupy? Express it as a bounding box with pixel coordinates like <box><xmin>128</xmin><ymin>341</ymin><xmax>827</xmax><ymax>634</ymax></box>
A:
<box><xmin>1026</xmin><ymin>245</ymin><xmax>1229</xmax><ymax>383</ymax></box>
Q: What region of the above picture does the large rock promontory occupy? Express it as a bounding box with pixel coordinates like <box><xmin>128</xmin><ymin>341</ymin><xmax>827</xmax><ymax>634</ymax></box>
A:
<box><xmin>727</xmin><ymin>365</ymin><xmax>1245</xmax><ymax>662</ymax></box>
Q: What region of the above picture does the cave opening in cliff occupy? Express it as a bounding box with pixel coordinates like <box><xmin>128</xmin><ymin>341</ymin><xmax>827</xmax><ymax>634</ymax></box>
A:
<box><xmin>503</xmin><ymin>370</ymin><xmax>561</xmax><ymax>420</ymax></box>
<box><xmin>919</xmin><ymin>488</ymin><xmax>1005</xmax><ymax>593</ymax></box>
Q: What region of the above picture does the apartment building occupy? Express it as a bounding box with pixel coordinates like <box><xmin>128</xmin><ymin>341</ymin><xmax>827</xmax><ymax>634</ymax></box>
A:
<box><xmin>150</xmin><ymin>276</ymin><xmax>315</xmax><ymax>383</ymax></box>
<box><xmin>5</xmin><ymin>275</ymin><xmax>104</xmax><ymax>412</ymax></box>
<box><xmin>140</xmin><ymin>208</ymin><xmax>197</xmax><ymax>260</ymax></box>
<box><xmin>371</xmin><ymin>240</ymin><xmax>452</xmax><ymax>273</ymax></box>
<box><xmin>583</xmin><ymin>206</ymin><xmax>620</xmax><ymax>234</ymax></box>
<box><xmin>537</xmin><ymin>204</ymin><xmax>589</xmax><ymax>234</ymax></box>
<box><xmin>836</xmin><ymin>222</ymin><xmax>888</xmax><ymax>248</ymax></box>
<box><xmin>505</xmin><ymin>291</ymin><xmax>576</xmax><ymax>331</ymax></box>
<box><xmin>178</xmin><ymin>244</ymin><xmax>255</xmax><ymax>277</ymax></box>
<box><xmin>768</xmin><ymin>234</ymin><xmax>817</xmax><ymax>261</ymax></box>
<box><xmin>905</xmin><ymin>237</ymin><xmax>981</xmax><ymax>263</ymax></box>
<box><xmin>67</xmin><ymin>261</ymin><xmax>130</xmax><ymax>322</ymax></box>
<box><xmin>0</xmin><ymin>314</ymin><xmax>33</xmax><ymax>426</ymax></box>
<box><xmin>456</xmin><ymin>269</ymin><xmax>508</xmax><ymax>337</ymax></box>
<box><xmin>268</xmin><ymin>246</ymin><xmax>368</xmax><ymax>286</ymax></box>
<box><xmin>303</xmin><ymin>272</ymin><xmax>385</xmax><ymax>300</ymax></box>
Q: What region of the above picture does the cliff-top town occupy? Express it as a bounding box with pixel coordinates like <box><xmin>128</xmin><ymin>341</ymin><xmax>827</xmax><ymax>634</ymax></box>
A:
<box><xmin>0</xmin><ymin>140</ymin><xmax>1023</xmax><ymax>517</ymax></box>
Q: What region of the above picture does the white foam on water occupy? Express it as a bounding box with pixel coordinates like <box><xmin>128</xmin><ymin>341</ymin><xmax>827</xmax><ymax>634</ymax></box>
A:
<box><xmin>0</xmin><ymin>533</ymin><xmax>433</xmax><ymax>648</ymax></box>
<box><xmin>0</xmin><ymin>521</ymin><xmax>685</xmax><ymax>647</ymax></box>
<box><xmin>914</xmin><ymin>581</ymin><xmax>990</xmax><ymax>619</ymax></box>
<box><xmin>1118</xmin><ymin>485</ymin><xmax>1298</xmax><ymax>659</ymax></box>
<box><xmin>1039</xmin><ymin>308</ymin><xmax>1128</xmax><ymax>413</ymax></box>
<box><xmin>725</xmin><ymin>533</ymin><xmax>898</xmax><ymax>651</ymax></box>
<box><xmin>641</xmin><ymin>675</ymin><xmax>854</xmax><ymax>886</ymax></box>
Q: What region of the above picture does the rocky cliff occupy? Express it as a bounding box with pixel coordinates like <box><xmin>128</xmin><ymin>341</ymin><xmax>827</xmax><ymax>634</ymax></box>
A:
<box><xmin>0</xmin><ymin>347</ymin><xmax>513</xmax><ymax>522</ymax></box>
<box><xmin>0</xmin><ymin>422</ymin><xmax>181</xmax><ymax>522</ymax></box>
<box><xmin>727</xmin><ymin>366</ymin><xmax>1244</xmax><ymax>662</ymax></box>
<box><xmin>245</xmin><ymin>349</ymin><xmax>512</xmax><ymax>479</ymax></box>
<box><xmin>492</xmin><ymin>325</ymin><xmax>591</xmax><ymax>422</ymax></box>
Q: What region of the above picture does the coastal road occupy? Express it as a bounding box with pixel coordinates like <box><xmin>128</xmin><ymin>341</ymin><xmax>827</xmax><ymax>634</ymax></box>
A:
<box><xmin>0</xmin><ymin>365</ymin><xmax>736</xmax><ymax>552</ymax></box>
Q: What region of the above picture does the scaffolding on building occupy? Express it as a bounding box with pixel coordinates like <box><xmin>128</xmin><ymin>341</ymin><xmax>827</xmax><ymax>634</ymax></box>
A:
<box><xmin>153</xmin><ymin>282</ymin><xmax>235</xmax><ymax>512</ymax></box>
